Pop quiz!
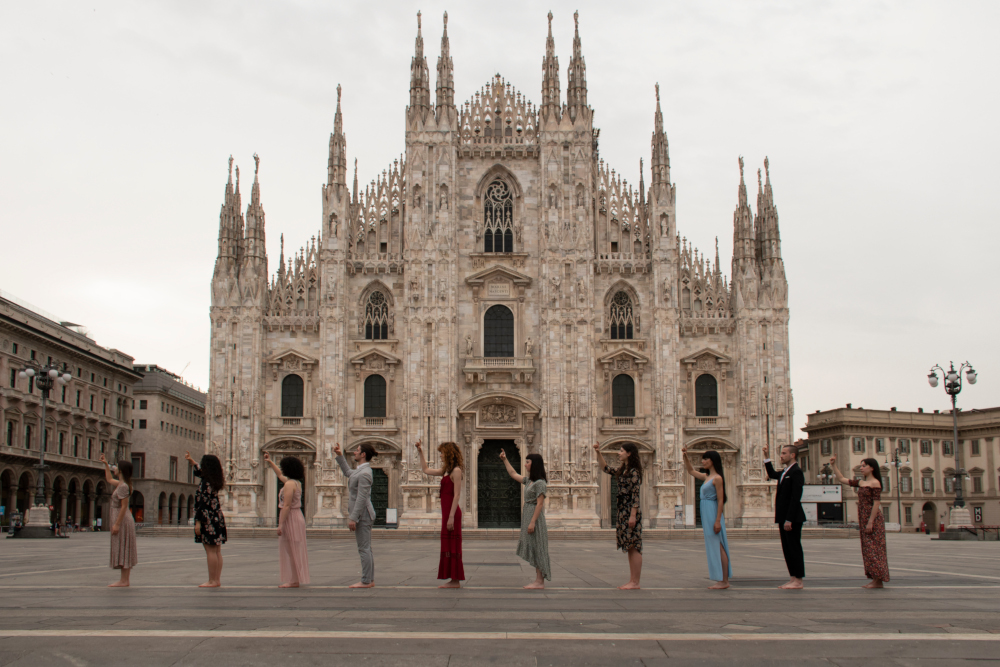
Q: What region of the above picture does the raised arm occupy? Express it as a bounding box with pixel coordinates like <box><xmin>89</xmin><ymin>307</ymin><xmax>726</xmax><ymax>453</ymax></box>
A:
<box><xmin>592</xmin><ymin>442</ymin><xmax>609</xmax><ymax>471</ymax></box>
<box><xmin>499</xmin><ymin>449</ymin><xmax>524</xmax><ymax>484</ymax></box>
<box><xmin>414</xmin><ymin>440</ymin><xmax>444</xmax><ymax>477</ymax></box>
<box><xmin>762</xmin><ymin>444</ymin><xmax>780</xmax><ymax>480</ymax></box>
<box><xmin>263</xmin><ymin>452</ymin><xmax>287</xmax><ymax>484</ymax></box>
<box><xmin>99</xmin><ymin>453</ymin><xmax>120</xmax><ymax>488</ymax></box>
<box><xmin>681</xmin><ymin>446</ymin><xmax>708</xmax><ymax>481</ymax></box>
<box><xmin>333</xmin><ymin>443</ymin><xmax>352</xmax><ymax>477</ymax></box>
<box><xmin>829</xmin><ymin>455</ymin><xmax>851</xmax><ymax>485</ymax></box>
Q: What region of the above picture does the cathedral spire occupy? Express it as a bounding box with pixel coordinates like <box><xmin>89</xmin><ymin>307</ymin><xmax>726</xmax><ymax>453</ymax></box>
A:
<box><xmin>540</xmin><ymin>11</ymin><xmax>561</xmax><ymax>123</ymax></box>
<box><xmin>755</xmin><ymin>157</ymin><xmax>782</xmax><ymax>262</ymax></box>
<box><xmin>435</xmin><ymin>11</ymin><xmax>455</xmax><ymax>115</ymax></box>
<box><xmin>243</xmin><ymin>153</ymin><xmax>267</xmax><ymax>271</ymax></box>
<box><xmin>215</xmin><ymin>156</ymin><xmax>243</xmax><ymax>272</ymax></box>
<box><xmin>408</xmin><ymin>11</ymin><xmax>431</xmax><ymax>123</ymax></box>
<box><xmin>327</xmin><ymin>84</ymin><xmax>348</xmax><ymax>188</ymax></box>
<box><xmin>732</xmin><ymin>156</ymin><xmax>755</xmax><ymax>266</ymax></box>
<box><xmin>650</xmin><ymin>83</ymin><xmax>670</xmax><ymax>186</ymax></box>
<box><xmin>352</xmin><ymin>158</ymin><xmax>358</xmax><ymax>204</ymax></box>
<box><xmin>566</xmin><ymin>10</ymin><xmax>588</xmax><ymax>121</ymax></box>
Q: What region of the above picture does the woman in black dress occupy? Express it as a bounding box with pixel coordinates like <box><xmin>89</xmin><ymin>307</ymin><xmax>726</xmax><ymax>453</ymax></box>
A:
<box><xmin>185</xmin><ymin>451</ymin><xmax>227</xmax><ymax>588</ymax></box>
<box><xmin>593</xmin><ymin>442</ymin><xmax>643</xmax><ymax>589</ymax></box>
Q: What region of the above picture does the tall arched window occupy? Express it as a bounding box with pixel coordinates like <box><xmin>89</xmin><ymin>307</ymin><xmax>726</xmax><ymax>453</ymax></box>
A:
<box><xmin>612</xmin><ymin>374</ymin><xmax>636</xmax><ymax>417</ymax></box>
<box><xmin>364</xmin><ymin>375</ymin><xmax>387</xmax><ymax>418</ymax></box>
<box><xmin>364</xmin><ymin>290</ymin><xmax>389</xmax><ymax>340</ymax></box>
<box><xmin>695</xmin><ymin>374</ymin><xmax>718</xmax><ymax>417</ymax></box>
<box><xmin>483</xmin><ymin>180</ymin><xmax>513</xmax><ymax>253</ymax></box>
<box><xmin>609</xmin><ymin>291</ymin><xmax>635</xmax><ymax>340</ymax></box>
<box><xmin>484</xmin><ymin>305</ymin><xmax>514</xmax><ymax>357</ymax></box>
<box><xmin>281</xmin><ymin>374</ymin><xmax>304</xmax><ymax>417</ymax></box>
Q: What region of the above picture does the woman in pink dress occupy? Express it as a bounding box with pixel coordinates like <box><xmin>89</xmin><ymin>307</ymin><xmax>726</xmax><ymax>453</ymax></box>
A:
<box><xmin>100</xmin><ymin>454</ymin><xmax>137</xmax><ymax>587</ymax></box>
<box><xmin>264</xmin><ymin>452</ymin><xmax>310</xmax><ymax>588</ymax></box>
<box><xmin>415</xmin><ymin>440</ymin><xmax>465</xmax><ymax>588</ymax></box>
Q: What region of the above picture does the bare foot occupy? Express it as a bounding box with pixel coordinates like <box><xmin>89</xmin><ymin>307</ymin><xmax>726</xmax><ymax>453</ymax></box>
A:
<box><xmin>618</xmin><ymin>582</ymin><xmax>641</xmax><ymax>590</ymax></box>
<box><xmin>708</xmin><ymin>582</ymin><xmax>730</xmax><ymax>590</ymax></box>
<box><xmin>438</xmin><ymin>581</ymin><xmax>461</xmax><ymax>588</ymax></box>
<box><xmin>198</xmin><ymin>582</ymin><xmax>220</xmax><ymax>588</ymax></box>
<box><xmin>523</xmin><ymin>582</ymin><xmax>545</xmax><ymax>590</ymax></box>
<box><xmin>779</xmin><ymin>581</ymin><xmax>804</xmax><ymax>590</ymax></box>
<box><xmin>278</xmin><ymin>583</ymin><xmax>300</xmax><ymax>588</ymax></box>
<box><xmin>107</xmin><ymin>582</ymin><xmax>129</xmax><ymax>588</ymax></box>
<box><xmin>348</xmin><ymin>581</ymin><xmax>375</xmax><ymax>588</ymax></box>
<box><xmin>862</xmin><ymin>581</ymin><xmax>884</xmax><ymax>589</ymax></box>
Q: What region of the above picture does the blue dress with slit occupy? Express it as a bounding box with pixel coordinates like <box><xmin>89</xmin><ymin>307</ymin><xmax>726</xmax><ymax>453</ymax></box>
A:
<box><xmin>700</xmin><ymin>478</ymin><xmax>732</xmax><ymax>581</ymax></box>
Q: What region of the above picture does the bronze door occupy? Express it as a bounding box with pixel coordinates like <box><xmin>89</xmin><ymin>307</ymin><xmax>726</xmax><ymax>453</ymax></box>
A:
<box><xmin>477</xmin><ymin>440</ymin><xmax>521</xmax><ymax>528</ymax></box>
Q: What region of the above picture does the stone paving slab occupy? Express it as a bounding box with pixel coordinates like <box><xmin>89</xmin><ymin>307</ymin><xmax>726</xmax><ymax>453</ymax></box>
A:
<box><xmin>0</xmin><ymin>533</ymin><xmax>997</xmax><ymax>665</ymax></box>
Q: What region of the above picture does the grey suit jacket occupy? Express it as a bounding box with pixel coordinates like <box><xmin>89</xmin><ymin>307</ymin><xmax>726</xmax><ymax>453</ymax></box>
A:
<box><xmin>337</xmin><ymin>455</ymin><xmax>376</xmax><ymax>522</ymax></box>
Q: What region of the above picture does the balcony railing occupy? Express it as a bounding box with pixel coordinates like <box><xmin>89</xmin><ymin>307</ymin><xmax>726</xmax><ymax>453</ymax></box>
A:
<box><xmin>350</xmin><ymin>417</ymin><xmax>398</xmax><ymax>434</ymax></box>
<box><xmin>267</xmin><ymin>417</ymin><xmax>315</xmax><ymax>433</ymax></box>
<box><xmin>683</xmin><ymin>416</ymin><xmax>731</xmax><ymax>432</ymax></box>
<box><xmin>464</xmin><ymin>357</ymin><xmax>535</xmax><ymax>384</ymax></box>
<box><xmin>600</xmin><ymin>416</ymin><xmax>647</xmax><ymax>432</ymax></box>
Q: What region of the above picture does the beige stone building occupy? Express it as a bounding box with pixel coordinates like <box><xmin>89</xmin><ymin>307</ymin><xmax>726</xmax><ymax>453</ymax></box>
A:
<box><xmin>207</xmin><ymin>12</ymin><xmax>794</xmax><ymax>528</ymax></box>
<box><xmin>0</xmin><ymin>291</ymin><xmax>139</xmax><ymax>528</ymax></box>
<box><xmin>130</xmin><ymin>364</ymin><xmax>207</xmax><ymax>525</ymax></box>
<box><xmin>802</xmin><ymin>405</ymin><xmax>1000</xmax><ymax>532</ymax></box>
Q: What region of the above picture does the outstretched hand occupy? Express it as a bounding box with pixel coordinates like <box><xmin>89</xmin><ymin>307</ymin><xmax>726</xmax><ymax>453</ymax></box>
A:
<box><xmin>333</xmin><ymin>443</ymin><xmax>342</xmax><ymax>456</ymax></box>
<box><xmin>762</xmin><ymin>444</ymin><xmax>769</xmax><ymax>458</ymax></box>
<box><xmin>99</xmin><ymin>453</ymin><xmax>108</xmax><ymax>465</ymax></box>
<box><xmin>184</xmin><ymin>451</ymin><xmax>196</xmax><ymax>465</ymax></box>
<box><xmin>592</xmin><ymin>442</ymin><xmax>599</xmax><ymax>452</ymax></box>
<box><xmin>263</xmin><ymin>452</ymin><xmax>271</xmax><ymax>463</ymax></box>
<box><xmin>499</xmin><ymin>449</ymin><xmax>507</xmax><ymax>461</ymax></box>
<box><xmin>415</xmin><ymin>440</ymin><xmax>423</xmax><ymax>454</ymax></box>
<box><xmin>829</xmin><ymin>454</ymin><xmax>837</xmax><ymax>465</ymax></box>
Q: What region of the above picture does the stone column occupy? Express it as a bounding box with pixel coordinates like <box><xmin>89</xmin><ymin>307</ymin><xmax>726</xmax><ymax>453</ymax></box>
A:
<box><xmin>8</xmin><ymin>485</ymin><xmax>17</xmax><ymax>517</ymax></box>
<box><xmin>87</xmin><ymin>495</ymin><xmax>95</xmax><ymax>529</ymax></box>
<box><xmin>73</xmin><ymin>493</ymin><xmax>82</xmax><ymax>526</ymax></box>
<box><xmin>59</xmin><ymin>494</ymin><xmax>68</xmax><ymax>523</ymax></box>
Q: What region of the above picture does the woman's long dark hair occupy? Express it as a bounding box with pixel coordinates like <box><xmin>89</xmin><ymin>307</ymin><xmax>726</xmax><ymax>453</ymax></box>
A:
<box><xmin>861</xmin><ymin>458</ymin><xmax>884</xmax><ymax>487</ymax></box>
<box><xmin>116</xmin><ymin>459</ymin><xmax>133</xmax><ymax>494</ymax></box>
<box><xmin>618</xmin><ymin>442</ymin><xmax>643</xmax><ymax>481</ymax></box>
<box><xmin>701</xmin><ymin>450</ymin><xmax>727</xmax><ymax>503</ymax></box>
<box><xmin>526</xmin><ymin>453</ymin><xmax>547</xmax><ymax>482</ymax></box>
<box><xmin>199</xmin><ymin>454</ymin><xmax>225</xmax><ymax>492</ymax></box>
<box><xmin>279</xmin><ymin>455</ymin><xmax>306</xmax><ymax>512</ymax></box>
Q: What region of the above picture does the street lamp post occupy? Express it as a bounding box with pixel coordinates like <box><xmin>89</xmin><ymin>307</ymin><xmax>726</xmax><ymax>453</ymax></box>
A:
<box><xmin>885</xmin><ymin>447</ymin><xmax>909</xmax><ymax>530</ymax></box>
<box><xmin>927</xmin><ymin>361</ymin><xmax>978</xmax><ymax>532</ymax></box>
<box><xmin>15</xmin><ymin>360</ymin><xmax>73</xmax><ymax>538</ymax></box>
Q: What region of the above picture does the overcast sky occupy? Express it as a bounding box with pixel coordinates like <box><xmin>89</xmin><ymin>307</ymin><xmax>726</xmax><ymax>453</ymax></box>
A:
<box><xmin>2</xmin><ymin>1</ymin><xmax>997</xmax><ymax>435</ymax></box>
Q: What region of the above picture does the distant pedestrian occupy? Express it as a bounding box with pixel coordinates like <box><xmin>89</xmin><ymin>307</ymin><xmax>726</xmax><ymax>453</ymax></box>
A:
<box><xmin>829</xmin><ymin>455</ymin><xmax>890</xmax><ymax>588</ymax></box>
<box><xmin>263</xmin><ymin>452</ymin><xmax>310</xmax><ymax>588</ymax></box>
<box><xmin>100</xmin><ymin>454</ymin><xmax>137</xmax><ymax>587</ymax></box>
<box><xmin>415</xmin><ymin>440</ymin><xmax>465</xmax><ymax>588</ymax></box>
<box><xmin>186</xmin><ymin>451</ymin><xmax>227</xmax><ymax>588</ymax></box>
<box><xmin>500</xmin><ymin>448</ymin><xmax>550</xmax><ymax>589</ymax></box>
<box><xmin>763</xmin><ymin>443</ymin><xmax>806</xmax><ymax>589</ymax></box>
<box><xmin>335</xmin><ymin>442</ymin><xmax>377</xmax><ymax>588</ymax></box>
<box><xmin>593</xmin><ymin>442</ymin><xmax>643</xmax><ymax>590</ymax></box>
<box><xmin>682</xmin><ymin>447</ymin><xmax>732</xmax><ymax>589</ymax></box>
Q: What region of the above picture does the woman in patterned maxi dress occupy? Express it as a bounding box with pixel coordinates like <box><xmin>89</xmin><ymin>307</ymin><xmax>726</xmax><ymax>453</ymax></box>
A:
<box><xmin>186</xmin><ymin>451</ymin><xmax>227</xmax><ymax>587</ymax></box>
<box><xmin>593</xmin><ymin>442</ymin><xmax>643</xmax><ymax>590</ymax></box>
<box><xmin>100</xmin><ymin>454</ymin><xmax>137</xmax><ymax>587</ymax></box>
<box><xmin>830</xmin><ymin>455</ymin><xmax>890</xmax><ymax>587</ymax></box>
<box><xmin>415</xmin><ymin>440</ymin><xmax>466</xmax><ymax>588</ymax></box>
<box><xmin>500</xmin><ymin>449</ymin><xmax>551</xmax><ymax>588</ymax></box>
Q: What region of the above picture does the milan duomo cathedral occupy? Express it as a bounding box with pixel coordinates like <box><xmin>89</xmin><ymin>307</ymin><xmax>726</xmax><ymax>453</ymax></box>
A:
<box><xmin>208</xmin><ymin>11</ymin><xmax>792</xmax><ymax>529</ymax></box>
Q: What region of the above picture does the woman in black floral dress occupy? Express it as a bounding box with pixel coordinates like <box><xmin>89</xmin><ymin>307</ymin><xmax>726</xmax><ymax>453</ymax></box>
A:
<box><xmin>593</xmin><ymin>442</ymin><xmax>643</xmax><ymax>589</ymax></box>
<box><xmin>185</xmin><ymin>451</ymin><xmax>227</xmax><ymax>588</ymax></box>
<box><xmin>830</xmin><ymin>455</ymin><xmax>890</xmax><ymax>588</ymax></box>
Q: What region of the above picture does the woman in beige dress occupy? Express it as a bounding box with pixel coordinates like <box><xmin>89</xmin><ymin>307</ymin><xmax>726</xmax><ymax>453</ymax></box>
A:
<box><xmin>100</xmin><ymin>454</ymin><xmax>137</xmax><ymax>587</ymax></box>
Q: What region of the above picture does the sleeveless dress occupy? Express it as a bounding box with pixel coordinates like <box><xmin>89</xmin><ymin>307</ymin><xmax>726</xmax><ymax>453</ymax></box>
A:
<box><xmin>193</xmin><ymin>465</ymin><xmax>227</xmax><ymax>546</ymax></box>
<box><xmin>849</xmin><ymin>479</ymin><xmax>890</xmax><ymax>582</ymax></box>
<box><xmin>109</xmin><ymin>482</ymin><xmax>138</xmax><ymax>569</ymax></box>
<box><xmin>699</xmin><ymin>477</ymin><xmax>732</xmax><ymax>582</ymax></box>
<box><xmin>438</xmin><ymin>474</ymin><xmax>465</xmax><ymax>581</ymax></box>
<box><xmin>515</xmin><ymin>478</ymin><xmax>551</xmax><ymax>580</ymax></box>
<box><xmin>278</xmin><ymin>482</ymin><xmax>310</xmax><ymax>585</ymax></box>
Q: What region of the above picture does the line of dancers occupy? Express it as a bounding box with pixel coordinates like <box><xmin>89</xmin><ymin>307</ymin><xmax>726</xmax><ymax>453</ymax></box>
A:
<box><xmin>97</xmin><ymin>439</ymin><xmax>889</xmax><ymax>590</ymax></box>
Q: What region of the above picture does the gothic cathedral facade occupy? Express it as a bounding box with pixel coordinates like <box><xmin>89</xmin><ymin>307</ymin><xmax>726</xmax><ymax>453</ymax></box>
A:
<box><xmin>208</xmin><ymin>12</ymin><xmax>792</xmax><ymax>529</ymax></box>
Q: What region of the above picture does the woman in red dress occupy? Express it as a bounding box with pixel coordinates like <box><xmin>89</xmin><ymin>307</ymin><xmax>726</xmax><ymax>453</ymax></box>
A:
<box><xmin>830</xmin><ymin>455</ymin><xmax>890</xmax><ymax>588</ymax></box>
<box><xmin>415</xmin><ymin>440</ymin><xmax>465</xmax><ymax>588</ymax></box>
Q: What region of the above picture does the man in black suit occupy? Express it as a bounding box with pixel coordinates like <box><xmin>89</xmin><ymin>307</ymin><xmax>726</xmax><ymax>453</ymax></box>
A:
<box><xmin>763</xmin><ymin>443</ymin><xmax>806</xmax><ymax>589</ymax></box>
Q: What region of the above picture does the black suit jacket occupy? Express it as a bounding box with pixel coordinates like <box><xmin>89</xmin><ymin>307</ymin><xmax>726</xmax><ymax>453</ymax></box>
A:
<box><xmin>765</xmin><ymin>461</ymin><xmax>806</xmax><ymax>524</ymax></box>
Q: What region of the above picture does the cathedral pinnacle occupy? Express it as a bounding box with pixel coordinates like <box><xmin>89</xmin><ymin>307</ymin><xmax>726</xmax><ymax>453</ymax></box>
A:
<box><xmin>541</xmin><ymin>10</ymin><xmax>561</xmax><ymax>123</ymax></box>
<box><xmin>409</xmin><ymin>11</ymin><xmax>431</xmax><ymax>120</ymax></box>
<box><xmin>435</xmin><ymin>11</ymin><xmax>455</xmax><ymax>113</ymax></box>
<box><xmin>328</xmin><ymin>84</ymin><xmax>347</xmax><ymax>187</ymax></box>
<box><xmin>567</xmin><ymin>9</ymin><xmax>588</xmax><ymax>120</ymax></box>
<box><xmin>650</xmin><ymin>83</ymin><xmax>670</xmax><ymax>185</ymax></box>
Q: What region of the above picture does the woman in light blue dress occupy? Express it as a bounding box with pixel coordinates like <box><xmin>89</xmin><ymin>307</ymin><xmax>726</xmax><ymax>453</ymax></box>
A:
<box><xmin>682</xmin><ymin>447</ymin><xmax>732</xmax><ymax>589</ymax></box>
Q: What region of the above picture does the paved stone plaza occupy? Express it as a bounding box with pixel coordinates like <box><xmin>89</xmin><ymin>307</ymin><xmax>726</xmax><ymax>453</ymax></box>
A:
<box><xmin>0</xmin><ymin>533</ymin><xmax>998</xmax><ymax>665</ymax></box>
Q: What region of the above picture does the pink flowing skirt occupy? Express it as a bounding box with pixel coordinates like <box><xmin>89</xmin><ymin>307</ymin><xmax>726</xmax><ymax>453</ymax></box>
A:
<box><xmin>278</xmin><ymin>510</ymin><xmax>310</xmax><ymax>585</ymax></box>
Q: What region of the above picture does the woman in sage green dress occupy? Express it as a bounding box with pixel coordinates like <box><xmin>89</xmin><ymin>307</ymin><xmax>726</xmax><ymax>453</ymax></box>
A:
<box><xmin>500</xmin><ymin>449</ymin><xmax>550</xmax><ymax>589</ymax></box>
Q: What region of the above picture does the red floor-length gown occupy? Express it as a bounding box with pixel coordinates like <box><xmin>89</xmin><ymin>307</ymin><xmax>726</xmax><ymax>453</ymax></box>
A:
<box><xmin>437</xmin><ymin>474</ymin><xmax>465</xmax><ymax>581</ymax></box>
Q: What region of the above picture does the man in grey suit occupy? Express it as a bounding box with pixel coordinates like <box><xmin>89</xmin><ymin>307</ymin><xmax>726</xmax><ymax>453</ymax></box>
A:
<box><xmin>335</xmin><ymin>442</ymin><xmax>378</xmax><ymax>588</ymax></box>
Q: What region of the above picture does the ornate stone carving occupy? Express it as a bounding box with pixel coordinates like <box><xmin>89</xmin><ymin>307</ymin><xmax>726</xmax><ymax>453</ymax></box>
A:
<box><xmin>480</xmin><ymin>404</ymin><xmax>517</xmax><ymax>424</ymax></box>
